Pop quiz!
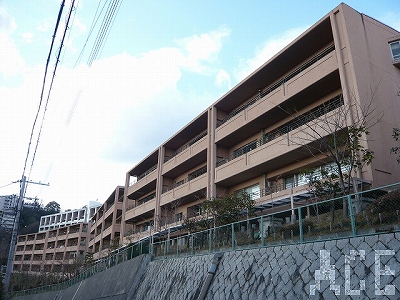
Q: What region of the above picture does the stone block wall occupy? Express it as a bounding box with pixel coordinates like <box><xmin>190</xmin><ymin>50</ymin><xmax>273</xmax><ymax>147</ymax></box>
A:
<box><xmin>11</xmin><ymin>232</ymin><xmax>400</xmax><ymax>300</ymax></box>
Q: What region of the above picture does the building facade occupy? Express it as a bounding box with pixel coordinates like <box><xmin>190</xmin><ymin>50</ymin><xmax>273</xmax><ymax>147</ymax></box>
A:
<box><xmin>39</xmin><ymin>202</ymin><xmax>100</xmax><ymax>232</ymax></box>
<box><xmin>0</xmin><ymin>195</ymin><xmax>17</xmax><ymax>231</ymax></box>
<box><xmin>11</xmin><ymin>3</ymin><xmax>400</xmax><ymax>275</ymax></box>
<box><xmin>88</xmin><ymin>186</ymin><xmax>124</xmax><ymax>260</ymax></box>
<box><xmin>13</xmin><ymin>222</ymin><xmax>89</xmax><ymax>275</ymax></box>
<box><xmin>121</xmin><ymin>3</ymin><xmax>400</xmax><ymax>244</ymax></box>
<box><xmin>12</xmin><ymin>203</ymin><xmax>100</xmax><ymax>275</ymax></box>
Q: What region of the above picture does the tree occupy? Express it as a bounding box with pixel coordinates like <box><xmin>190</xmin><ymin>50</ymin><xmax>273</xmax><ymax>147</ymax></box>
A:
<box><xmin>390</xmin><ymin>128</ymin><xmax>400</xmax><ymax>163</ymax></box>
<box><xmin>289</xmin><ymin>92</ymin><xmax>380</xmax><ymax>214</ymax></box>
<box><xmin>186</xmin><ymin>191</ymin><xmax>255</xmax><ymax>229</ymax></box>
<box><xmin>44</xmin><ymin>201</ymin><xmax>61</xmax><ymax>213</ymax></box>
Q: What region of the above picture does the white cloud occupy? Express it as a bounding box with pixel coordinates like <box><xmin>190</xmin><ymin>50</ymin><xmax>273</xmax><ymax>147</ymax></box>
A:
<box><xmin>215</xmin><ymin>69</ymin><xmax>231</xmax><ymax>89</ymax></box>
<box><xmin>235</xmin><ymin>26</ymin><xmax>308</xmax><ymax>82</ymax></box>
<box><xmin>0</xmin><ymin>6</ymin><xmax>17</xmax><ymax>32</ymax></box>
<box><xmin>37</xmin><ymin>20</ymin><xmax>52</xmax><ymax>32</ymax></box>
<box><xmin>176</xmin><ymin>26</ymin><xmax>231</xmax><ymax>74</ymax></box>
<box><xmin>72</xmin><ymin>17</ymin><xmax>86</xmax><ymax>34</ymax></box>
<box><xmin>0</xmin><ymin>32</ymin><xmax>25</xmax><ymax>76</ymax></box>
<box><xmin>0</xmin><ymin>25</ymin><xmax>231</xmax><ymax>210</ymax></box>
<box><xmin>22</xmin><ymin>32</ymin><xmax>34</xmax><ymax>43</ymax></box>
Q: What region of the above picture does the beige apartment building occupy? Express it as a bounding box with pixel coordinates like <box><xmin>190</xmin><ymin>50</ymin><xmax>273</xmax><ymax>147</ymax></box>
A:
<box><xmin>11</xmin><ymin>3</ymin><xmax>400</xmax><ymax>274</ymax></box>
<box><xmin>12</xmin><ymin>203</ymin><xmax>100</xmax><ymax>275</ymax></box>
<box><xmin>12</xmin><ymin>189</ymin><xmax>124</xmax><ymax>274</ymax></box>
<box><xmin>13</xmin><ymin>222</ymin><xmax>89</xmax><ymax>275</ymax></box>
<box><xmin>88</xmin><ymin>186</ymin><xmax>124</xmax><ymax>260</ymax></box>
<box><xmin>121</xmin><ymin>3</ymin><xmax>400</xmax><ymax>244</ymax></box>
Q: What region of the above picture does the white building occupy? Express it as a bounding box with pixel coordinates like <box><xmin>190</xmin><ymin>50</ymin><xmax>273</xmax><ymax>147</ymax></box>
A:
<box><xmin>0</xmin><ymin>195</ymin><xmax>17</xmax><ymax>231</ymax></box>
<box><xmin>39</xmin><ymin>201</ymin><xmax>101</xmax><ymax>232</ymax></box>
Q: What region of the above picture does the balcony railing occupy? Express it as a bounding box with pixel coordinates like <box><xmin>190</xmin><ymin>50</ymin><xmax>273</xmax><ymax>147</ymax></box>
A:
<box><xmin>136</xmin><ymin>164</ymin><xmax>158</xmax><ymax>183</ymax></box>
<box><xmin>216</xmin><ymin>94</ymin><xmax>343</xmax><ymax>167</ymax></box>
<box><xmin>164</xmin><ymin>130</ymin><xmax>208</xmax><ymax>163</ymax></box>
<box><xmin>216</xmin><ymin>44</ymin><xmax>335</xmax><ymax>127</ymax></box>
<box><xmin>162</xmin><ymin>166</ymin><xmax>207</xmax><ymax>193</ymax></box>
<box><xmin>126</xmin><ymin>192</ymin><xmax>156</xmax><ymax>211</ymax></box>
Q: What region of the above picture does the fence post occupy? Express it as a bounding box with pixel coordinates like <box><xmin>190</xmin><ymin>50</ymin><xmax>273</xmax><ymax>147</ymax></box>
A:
<box><xmin>347</xmin><ymin>195</ymin><xmax>357</xmax><ymax>237</ymax></box>
<box><xmin>298</xmin><ymin>207</ymin><xmax>303</xmax><ymax>243</ymax></box>
<box><xmin>209</xmin><ymin>228</ymin><xmax>212</xmax><ymax>253</ymax></box>
<box><xmin>231</xmin><ymin>223</ymin><xmax>235</xmax><ymax>250</ymax></box>
<box><xmin>260</xmin><ymin>215</ymin><xmax>264</xmax><ymax>247</ymax></box>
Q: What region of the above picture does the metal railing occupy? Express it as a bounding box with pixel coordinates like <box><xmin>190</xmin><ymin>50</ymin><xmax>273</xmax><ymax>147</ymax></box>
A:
<box><xmin>153</xmin><ymin>182</ymin><xmax>400</xmax><ymax>258</ymax></box>
<box><xmin>126</xmin><ymin>192</ymin><xmax>156</xmax><ymax>211</ymax></box>
<box><xmin>164</xmin><ymin>130</ymin><xmax>208</xmax><ymax>163</ymax></box>
<box><xmin>216</xmin><ymin>94</ymin><xmax>343</xmax><ymax>167</ymax></box>
<box><xmin>136</xmin><ymin>164</ymin><xmax>158</xmax><ymax>183</ymax></box>
<box><xmin>10</xmin><ymin>240</ymin><xmax>151</xmax><ymax>298</ymax></box>
<box><xmin>217</xmin><ymin>44</ymin><xmax>335</xmax><ymax>127</ymax></box>
<box><xmin>10</xmin><ymin>182</ymin><xmax>400</xmax><ymax>297</ymax></box>
<box><xmin>162</xmin><ymin>166</ymin><xmax>207</xmax><ymax>193</ymax></box>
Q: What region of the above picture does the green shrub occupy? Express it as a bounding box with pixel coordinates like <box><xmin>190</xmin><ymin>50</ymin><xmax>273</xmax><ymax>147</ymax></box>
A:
<box><xmin>365</xmin><ymin>189</ymin><xmax>400</xmax><ymax>225</ymax></box>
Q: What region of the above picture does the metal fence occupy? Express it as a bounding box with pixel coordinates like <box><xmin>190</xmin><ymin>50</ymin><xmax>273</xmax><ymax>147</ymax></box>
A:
<box><xmin>152</xmin><ymin>182</ymin><xmax>400</xmax><ymax>258</ymax></box>
<box><xmin>10</xmin><ymin>182</ymin><xmax>400</xmax><ymax>297</ymax></box>
<box><xmin>9</xmin><ymin>240</ymin><xmax>150</xmax><ymax>298</ymax></box>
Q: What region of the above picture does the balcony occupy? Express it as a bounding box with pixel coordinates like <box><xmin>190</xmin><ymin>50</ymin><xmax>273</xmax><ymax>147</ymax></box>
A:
<box><xmin>163</xmin><ymin>131</ymin><xmax>208</xmax><ymax>174</ymax></box>
<box><xmin>127</xmin><ymin>165</ymin><xmax>157</xmax><ymax>198</ymax></box>
<box><xmin>125</xmin><ymin>198</ymin><xmax>156</xmax><ymax>221</ymax></box>
<box><xmin>215</xmin><ymin>96</ymin><xmax>343</xmax><ymax>184</ymax></box>
<box><xmin>160</xmin><ymin>169</ymin><xmax>207</xmax><ymax>206</ymax></box>
<box><xmin>215</xmin><ymin>45</ymin><xmax>338</xmax><ymax>143</ymax></box>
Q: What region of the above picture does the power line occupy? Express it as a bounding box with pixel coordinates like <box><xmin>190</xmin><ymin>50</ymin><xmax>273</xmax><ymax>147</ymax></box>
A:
<box><xmin>0</xmin><ymin>182</ymin><xmax>17</xmax><ymax>190</ymax></box>
<box><xmin>74</xmin><ymin>0</ymin><xmax>107</xmax><ymax>67</ymax></box>
<box><xmin>21</xmin><ymin>0</ymin><xmax>66</xmax><ymax>179</ymax></box>
<box><xmin>87</xmin><ymin>0</ymin><xmax>123</xmax><ymax>67</ymax></box>
<box><xmin>27</xmin><ymin>0</ymin><xmax>77</xmax><ymax>182</ymax></box>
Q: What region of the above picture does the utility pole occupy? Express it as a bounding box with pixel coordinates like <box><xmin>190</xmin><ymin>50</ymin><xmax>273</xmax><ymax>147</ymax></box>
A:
<box><xmin>2</xmin><ymin>176</ymin><xmax>49</xmax><ymax>298</ymax></box>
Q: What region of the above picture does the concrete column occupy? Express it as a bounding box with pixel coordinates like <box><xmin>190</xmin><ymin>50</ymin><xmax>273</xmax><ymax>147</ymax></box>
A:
<box><xmin>207</xmin><ymin>107</ymin><xmax>217</xmax><ymax>199</ymax></box>
<box><xmin>154</xmin><ymin>146</ymin><xmax>165</xmax><ymax>231</ymax></box>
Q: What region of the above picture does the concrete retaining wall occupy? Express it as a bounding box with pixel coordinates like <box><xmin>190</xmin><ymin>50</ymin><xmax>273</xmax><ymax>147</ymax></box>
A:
<box><xmin>11</xmin><ymin>232</ymin><xmax>400</xmax><ymax>300</ymax></box>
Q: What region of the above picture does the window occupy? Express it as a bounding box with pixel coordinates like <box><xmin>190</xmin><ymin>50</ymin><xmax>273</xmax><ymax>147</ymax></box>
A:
<box><xmin>175</xmin><ymin>212</ymin><xmax>183</xmax><ymax>222</ymax></box>
<box><xmin>237</xmin><ymin>184</ymin><xmax>260</xmax><ymax>201</ymax></box>
<box><xmin>284</xmin><ymin>176</ymin><xmax>295</xmax><ymax>189</ymax></box>
<box><xmin>390</xmin><ymin>41</ymin><xmax>400</xmax><ymax>61</ymax></box>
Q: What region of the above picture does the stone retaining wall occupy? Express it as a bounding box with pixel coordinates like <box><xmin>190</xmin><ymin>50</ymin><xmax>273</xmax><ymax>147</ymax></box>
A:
<box><xmin>11</xmin><ymin>232</ymin><xmax>400</xmax><ymax>299</ymax></box>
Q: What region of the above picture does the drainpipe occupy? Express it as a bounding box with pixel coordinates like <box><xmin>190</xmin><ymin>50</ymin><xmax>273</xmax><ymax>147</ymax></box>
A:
<box><xmin>197</xmin><ymin>253</ymin><xmax>224</xmax><ymax>300</ymax></box>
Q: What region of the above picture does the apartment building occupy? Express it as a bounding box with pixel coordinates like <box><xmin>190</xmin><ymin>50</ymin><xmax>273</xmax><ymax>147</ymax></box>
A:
<box><xmin>121</xmin><ymin>3</ymin><xmax>400</xmax><ymax>244</ymax></box>
<box><xmin>12</xmin><ymin>203</ymin><xmax>100</xmax><ymax>275</ymax></box>
<box><xmin>88</xmin><ymin>186</ymin><xmax>124</xmax><ymax>260</ymax></box>
<box><xmin>13</xmin><ymin>222</ymin><xmax>89</xmax><ymax>275</ymax></box>
<box><xmin>39</xmin><ymin>202</ymin><xmax>101</xmax><ymax>232</ymax></box>
<box><xmin>0</xmin><ymin>195</ymin><xmax>17</xmax><ymax>231</ymax></box>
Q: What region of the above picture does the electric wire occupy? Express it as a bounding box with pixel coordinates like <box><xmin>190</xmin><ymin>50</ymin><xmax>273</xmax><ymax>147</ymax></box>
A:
<box><xmin>87</xmin><ymin>0</ymin><xmax>121</xmax><ymax>67</ymax></box>
<box><xmin>0</xmin><ymin>181</ymin><xmax>17</xmax><ymax>189</ymax></box>
<box><xmin>27</xmin><ymin>0</ymin><xmax>77</xmax><ymax>182</ymax></box>
<box><xmin>74</xmin><ymin>0</ymin><xmax>106</xmax><ymax>68</ymax></box>
<box><xmin>97</xmin><ymin>0</ymin><xmax>123</xmax><ymax>60</ymax></box>
<box><xmin>60</xmin><ymin>0</ymin><xmax>80</xmax><ymax>64</ymax></box>
<box><xmin>21</xmin><ymin>0</ymin><xmax>66</xmax><ymax>180</ymax></box>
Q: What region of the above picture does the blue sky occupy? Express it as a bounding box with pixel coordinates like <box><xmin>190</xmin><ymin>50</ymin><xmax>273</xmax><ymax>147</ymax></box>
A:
<box><xmin>0</xmin><ymin>0</ymin><xmax>399</xmax><ymax>210</ymax></box>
